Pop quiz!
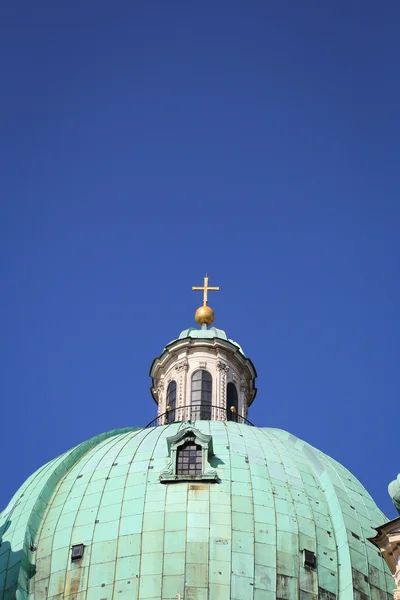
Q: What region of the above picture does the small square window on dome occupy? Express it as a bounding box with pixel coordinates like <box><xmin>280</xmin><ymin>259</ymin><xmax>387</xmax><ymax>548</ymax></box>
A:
<box><xmin>303</xmin><ymin>549</ymin><xmax>316</xmax><ymax>569</ymax></box>
<box><xmin>71</xmin><ymin>544</ymin><xmax>84</xmax><ymax>561</ymax></box>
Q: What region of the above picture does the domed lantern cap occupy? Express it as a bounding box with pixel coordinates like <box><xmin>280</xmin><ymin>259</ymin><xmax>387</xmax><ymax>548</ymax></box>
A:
<box><xmin>389</xmin><ymin>474</ymin><xmax>400</xmax><ymax>514</ymax></box>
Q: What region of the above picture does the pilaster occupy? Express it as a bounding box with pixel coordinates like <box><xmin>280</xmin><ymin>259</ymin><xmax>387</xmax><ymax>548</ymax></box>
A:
<box><xmin>216</xmin><ymin>359</ymin><xmax>229</xmax><ymax>417</ymax></box>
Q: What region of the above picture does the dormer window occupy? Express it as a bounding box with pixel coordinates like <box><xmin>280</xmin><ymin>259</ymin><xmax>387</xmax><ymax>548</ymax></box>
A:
<box><xmin>191</xmin><ymin>370</ymin><xmax>212</xmax><ymax>420</ymax></box>
<box><xmin>160</xmin><ymin>427</ymin><xmax>218</xmax><ymax>482</ymax></box>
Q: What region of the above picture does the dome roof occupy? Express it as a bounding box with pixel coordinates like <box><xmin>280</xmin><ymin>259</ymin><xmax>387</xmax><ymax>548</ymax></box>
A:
<box><xmin>176</xmin><ymin>326</ymin><xmax>245</xmax><ymax>355</ymax></box>
<box><xmin>0</xmin><ymin>422</ymin><xmax>392</xmax><ymax>599</ymax></box>
<box><xmin>389</xmin><ymin>474</ymin><xmax>400</xmax><ymax>514</ymax></box>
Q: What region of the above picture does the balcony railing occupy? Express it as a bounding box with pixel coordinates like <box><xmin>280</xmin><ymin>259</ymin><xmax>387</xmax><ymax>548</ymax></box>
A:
<box><xmin>144</xmin><ymin>405</ymin><xmax>254</xmax><ymax>428</ymax></box>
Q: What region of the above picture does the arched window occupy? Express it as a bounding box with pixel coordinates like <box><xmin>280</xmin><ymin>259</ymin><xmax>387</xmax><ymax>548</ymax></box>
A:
<box><xmin>176</xmin><ymin>441</ymin><xmax>202</xmax><ymax>475</ymax></box>
<box><xmin>227</xmin><ymin>382</ymin><xmax>238</xmax><ymax>422</ymax></box>
<box><xmin>191</xmin><ymin>370</ymin><xmax>212</xmax><ymax>420</ymax></box>
<box><xmin>166</xmin><ymin>381</ymin><xmax>176</xmax><ymax>423</ymax></box>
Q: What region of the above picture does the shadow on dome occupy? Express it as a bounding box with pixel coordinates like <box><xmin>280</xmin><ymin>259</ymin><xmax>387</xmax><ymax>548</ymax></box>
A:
<box><xmin>0</xmin><ymin>516</ymin><xmax>36</xmax><ymax>598</ymax></box>
<box><xmin>209</xmin><ymin>455</ymin><xmax>225</xmax><ymax>469</ymax></box>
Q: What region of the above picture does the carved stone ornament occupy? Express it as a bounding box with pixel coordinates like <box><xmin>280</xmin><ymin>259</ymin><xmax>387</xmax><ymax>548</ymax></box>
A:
<box><xmin>180</xmin><ymin>421</ymin><xmax>193</xmax><ymax>429</ymax></box>
<box><xmin>394</xmin><ymin>567</ymin><xmax>400</xmax><ymax>600</ymax></box>
<box><xmin>395</xmin><ymin>566</ymin><xmax>400</xmax><ymax>584</ymax></box>
<box><xmin>241</xmin><ymin>379</ymin><xmax>250</xmax><ymax>401</ymax></box>
<box><xmin>175</xmin><ymin>360</ymin><xmax>189</xmax><ymax>373</ymax></box>
<box><xmin>216</xmin><ymin>360</ymin><xmax>229</xmax><ymax>373</ymax></box>
<box><xmin>156</xmin><ymin>380</ymin><xmax>164</xmax><ymax>394</ymax></box>
<box><xmin>163</xmin><ymin>456</ymin><xmax>174</xmax><ymax>475</ymax></box>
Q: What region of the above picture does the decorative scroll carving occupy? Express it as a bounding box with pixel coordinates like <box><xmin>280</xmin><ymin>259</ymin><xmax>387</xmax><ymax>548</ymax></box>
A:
<box><xmin>216</xmin><ymin>360</ymin><xmax>229</xmax><ymax>373</ymax></box>
<box><xmin>175</xmin><ymin>360</ymin><xmax>189</xmax><ymax>372</ymax></box>
<box><xmin>180</xmin><ymin>421</ymin><xmax>193</xmax><ymax>430</ymax></box>
<box><xmin>174</xmin><ymin>361</ymin><xmax>188</xmax><ymax>405</ymax></box>
<box><xmin>163</xmin><ymin>456</ymin><xmax>174</xmax><ymax>475</ymax></box>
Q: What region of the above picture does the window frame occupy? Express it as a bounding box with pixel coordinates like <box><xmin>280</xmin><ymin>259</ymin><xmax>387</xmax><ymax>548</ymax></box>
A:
<box><xmin>227</xmin><ymin>381</ymin><xmax>239</xmax><ymax>422</ymax></box>
<box><xmin>176</xmin><ymin>440</ymin><xmax>203</xmax><ymax>476</ymax></box>
<box><xmin>166</xmin><ymin>380</ymin><xmax>177</xmax><ymax>423</ymax></box>
<box><xmin>191</xmin><ymin>369</ymin><xmax>212</xmax><ymax>420</ymax></box>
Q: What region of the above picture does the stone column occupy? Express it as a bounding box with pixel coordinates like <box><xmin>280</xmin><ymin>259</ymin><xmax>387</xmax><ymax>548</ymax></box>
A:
<box><xmin>240</xmin><ymin>378</ymin><xmax>249</xmax><ymax>421</ymax></box>
<box><xmin>156</xmin><ymin>381</ymin><xmax>164</xmax><ymax>418</ymax></box>
<box><xmin>394</xmin><ymin>561</ymin><xmax>400</xmax><ymax>600</ymax></box>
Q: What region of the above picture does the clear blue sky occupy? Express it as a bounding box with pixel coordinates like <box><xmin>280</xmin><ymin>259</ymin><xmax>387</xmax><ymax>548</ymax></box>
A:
<box><xmin>1</xmin><ymin>2</ymin><xmax>399</xmax><ymax>518</ymax></box>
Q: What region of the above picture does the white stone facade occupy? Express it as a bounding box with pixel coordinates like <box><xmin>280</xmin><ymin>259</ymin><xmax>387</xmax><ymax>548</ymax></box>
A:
<box><xmin>150</xmin><ymin>336</ymin><xmax>257</xmax><ymax>424</ymax></box>
<box><xmin>369</xmin><ymin>516</ymin><xmax>400</xmax><ymax>600</ymax></box>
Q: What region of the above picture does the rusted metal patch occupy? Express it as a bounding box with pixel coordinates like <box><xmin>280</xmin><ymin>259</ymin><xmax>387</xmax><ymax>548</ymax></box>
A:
<box><xmin>189</xmin><ymin>484</ymin><xmax>208</xmax><ymax>490</ymax></box>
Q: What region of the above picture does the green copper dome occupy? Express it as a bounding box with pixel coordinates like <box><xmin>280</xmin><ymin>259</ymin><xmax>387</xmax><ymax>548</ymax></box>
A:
<box><xmin>388</xmin><ymin>474</ymin><xmax>400</xmax><ymax>514</ymax></box>
<box><xmin>0</xmin><ymin>422</ymin><xmax>392</xmax><ymax>600</ymax></box>
<box><xmin>176</xmin><ymin>326</ymin><xmax>245</xmax><ymax>355</ymax></box>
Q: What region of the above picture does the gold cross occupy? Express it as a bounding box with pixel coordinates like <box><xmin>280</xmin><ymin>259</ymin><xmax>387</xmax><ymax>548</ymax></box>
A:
<box><xmin>192</xmin><ymin>275</ymin><xmax>220</xmax><ymax>306</ymax></box>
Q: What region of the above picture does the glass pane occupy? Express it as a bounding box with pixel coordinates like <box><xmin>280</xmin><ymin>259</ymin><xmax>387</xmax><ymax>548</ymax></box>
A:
<box><xmin>167</xmin><ymin>381</ymin><xmax>177</xmax><ymax>402</ymax></box>
<box><xmin>191</xmin><ymin>370</ymin><xmax>213</xmax><ymax>413</ymax></box>
<box><xmin>176</xmin><ymin>443</ymin><xmax>202</xmax><ymax>476</ymax></box>
<box><xmin>191</xmin><ymin>391</ymin><xmax>202</xmax><ymax>402</ymax></box>
<box><xmin>227</xmin><ymin>382</ymin><xmax>239</xmax><ymax>421</ymax></box>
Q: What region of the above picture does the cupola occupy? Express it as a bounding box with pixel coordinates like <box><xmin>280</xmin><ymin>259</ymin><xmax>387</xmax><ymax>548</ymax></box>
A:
<box><xmin>149</xmin><ymin>276</ymin><xmax>257</xmax><ymax>425</ymax></box>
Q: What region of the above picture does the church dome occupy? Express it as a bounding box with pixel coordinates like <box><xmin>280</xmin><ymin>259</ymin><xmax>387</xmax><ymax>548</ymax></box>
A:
<box><xmin>0</xmin><ymin>422</ymin><xmax>392</xmax><ymax>600</ymax></box>
<box><xmin>0</xmin><ymin>279</ymin><xmax>393</xmax><ymax>599</ymax></box>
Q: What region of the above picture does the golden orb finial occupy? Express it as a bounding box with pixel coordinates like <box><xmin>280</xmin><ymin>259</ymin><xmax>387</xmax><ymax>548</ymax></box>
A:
<box><xmin>192</xmin><ymin>275</ymin><xmax>220</xmax><ymax>328</ymax></box>
<box><xmin>195</xmin><ymin>305</ymin><xmax>215</xmax><ymax>327</ymax></box>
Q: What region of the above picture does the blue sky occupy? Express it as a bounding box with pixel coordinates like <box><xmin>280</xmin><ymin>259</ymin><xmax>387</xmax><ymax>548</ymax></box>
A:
<box><xmin>1</xmin><ymin>2</ymin><xmax>399</xmax><ymax>518</ymax></box>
